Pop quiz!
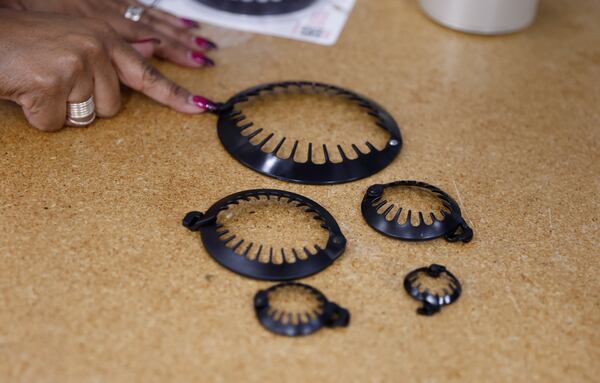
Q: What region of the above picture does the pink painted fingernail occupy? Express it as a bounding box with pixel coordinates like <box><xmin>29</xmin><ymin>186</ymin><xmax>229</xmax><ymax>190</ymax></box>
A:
<box><xmin>189</xmin><ymin>51</ymin><xmax>215</xmax><ymax>67</ymax></box>
<box><xmin>190</xmin><ymin>95</ymin><xmax>217</xmax><ymax>112</ymax></box>
<box><xmin>181</xmin><ymin>18</ymin><xmax>199</xmax><ymax>28</ymax></box>
<box><xmin>195</xmin><ymin>37</ymin><xmax>218</xmax><ymax>50</ymax></box>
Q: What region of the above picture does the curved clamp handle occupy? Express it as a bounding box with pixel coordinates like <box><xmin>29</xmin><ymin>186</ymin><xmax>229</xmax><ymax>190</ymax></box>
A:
<box><xmin>417</xmin><ymin>302</ymin><xmax>442</xmax><ymax>316</ymax></box>
<box><xmin>323</xmin><ymin>302</ymin><xmax>350</xmax><ymax>328</ymax></box>
<box><xmin>211</xmin><ymin>101</ymin><xmax>231</xmax><ymax>115</ymax></box>
<box><xmin>182</xmin><ymin>211</ymin><xmax>217</xmax><ymax>232</ymax></box>
<box><xmin>365</xmin><ymin>184</ymin><xmax>385</xmax><ymax>199</ymax></box>
<box><xmin>426</xmin><ymin>264</ymin><xmax>446</xmax><ymax>277</ymax></box>
<box><xmin>445</xmin><ymin>220</ymin><xmax>473</xmax><ymax>243</ymax></box>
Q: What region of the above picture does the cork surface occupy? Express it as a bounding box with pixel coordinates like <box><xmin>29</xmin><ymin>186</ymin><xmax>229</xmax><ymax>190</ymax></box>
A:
<box><xmin>1</xmin><ymin>0</ymin><xmax>599</xmax><ymax>381</ymax></box>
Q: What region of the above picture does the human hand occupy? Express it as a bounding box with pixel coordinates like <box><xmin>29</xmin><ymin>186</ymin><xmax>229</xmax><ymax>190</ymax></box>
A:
<box><xmin>4</xmin><ymin>0</ymin><xmax>216</xmax><ymax>68</ymax></box>
<box><xmin>0</xmin><ymin>9</ymin><xmax>216</xmax><ymax>132</ymax></box>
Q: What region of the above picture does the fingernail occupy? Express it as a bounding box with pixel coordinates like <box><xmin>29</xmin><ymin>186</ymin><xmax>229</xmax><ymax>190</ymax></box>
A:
<box><xmin>134</xmin><ymin>38</ymin><xmax>161</xmax><ymax>45</ymax></box>
<box><xmin>181</xmin><ymin>18</ymin><xmax>199</xmax><ymax>28</ymax></box>
<box><xmin>195</xmin><ymin>37</ymin><xmax>218</xmax><ymax>50</ymax></box>
<box><xmin>190</xmin><ymin>95</ymin><xmax>217</xmax><ymax>112</ymax></box>
<box><xmin>189</xmin><ymin>51</ymin><xmax>215</xmax><ymax>67</ymax></box>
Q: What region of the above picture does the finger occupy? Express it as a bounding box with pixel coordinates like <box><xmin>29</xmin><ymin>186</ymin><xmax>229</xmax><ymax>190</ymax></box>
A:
<box><xmin>121</xmin><ymin>0</ymin><xmax>200</xmax><ymax>29</ymax></box>
<box><xmin>142</xmin><ymin>12</ymin><xmax>217</xmax><ymax>51</ymax></box>
<box><xmin>106</xmin><ymin>14</ymin><xmax>214</xmax><ymax>68</ymax></box>
<box><xmin>92</xmin><ymin>50</ymin><xmax>122</xmax><ymax>118</ymax></box>
<box><xmin>21</xmin><ymin>52</ymin><xmax>93</xmax><ymax>131</ymax></box>
<box><xmin>67</xmin><ymin>71</ymin><xmax>95</xmax><ymax>104</ymax></box>
<box><xmin>110</xmin><ymin>41</ymin><xmax>216</xmax><ymax>113</ymax></box>
<box><xmin>153</xmin><ymin>38</ymin><xmax>215</xmax><ymax>68</ymax></box>
<box><xmin>21</xmin><ymin>89</ymin><xmax>69</xmax><ymax>132</ymax></box>
<box><xmin>130</xmin><ymin>38</ymin><xmax>160</xmax><ymax>58</ymax></box>
<box><xmin>145</xmin><ymin>7</ymin><xmax>200</xmax><ymax>29</ymax></box>
<box><xmin>64</xmin><ymin>71</ymin><xmax>96</xmax><ymax>128</ymax></box>
<box><xmin>136</xmin><ymin>14</ymin><xmax>216</xmax><ymax>65</ymax></box>
<box><xmin>95</xmin><ymin>3</ymin><xmax>163</xmax><ymax>43</ymax></box>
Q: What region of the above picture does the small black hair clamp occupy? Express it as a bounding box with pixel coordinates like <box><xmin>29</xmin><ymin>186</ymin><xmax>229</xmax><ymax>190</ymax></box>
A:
<box><xmin>254</xmin><ymin>282</ymin><xmax>350</xmax><ymax>337</ymax></box>
<box><xmin>404</xmin><ymin>264</ymin><xmax>462</xmax><ymax>316</ymax></box>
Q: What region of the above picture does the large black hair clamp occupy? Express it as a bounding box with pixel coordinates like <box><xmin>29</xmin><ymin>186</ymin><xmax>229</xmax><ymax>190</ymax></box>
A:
<box><xmin>254</xmin><ymin>282</ymin><xmax>350</xmax><ymax>336</ymax></box>
<box><xmin>210</xmin><ymin>81</ymin><xmax>402</xmax><ymax>185</ymax></box>
<box><xmin>361</xmin><ymin>180</ymin><xmax>473</xmax><ymax>243</ymax></box>
<box><xmin>195</xmin><ymin>0</ymin><xmax>318</xmax><ymax>15</ymax></box>
<box><xmin>182</xmin><ymin>189</ymin><xmax>346</xmax><ymax>281</ymax></box>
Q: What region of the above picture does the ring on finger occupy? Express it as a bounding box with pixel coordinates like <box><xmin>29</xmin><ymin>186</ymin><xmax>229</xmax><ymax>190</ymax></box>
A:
<box><xmin>124</xmin><ymin>5</ymin><xmax>145</xmax><ymax>22</ymax></box>
<box><xmin>66</xmin><ymin>96</ymin><xmax>96</xmax><ymax>127</ymax></box>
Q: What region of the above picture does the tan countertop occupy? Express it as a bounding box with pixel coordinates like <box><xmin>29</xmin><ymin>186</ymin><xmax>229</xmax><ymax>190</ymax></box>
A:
<box><xmin>1</xmin><ymin>0</ymin><xmax>599</xmax><ymax>382</ymax></box>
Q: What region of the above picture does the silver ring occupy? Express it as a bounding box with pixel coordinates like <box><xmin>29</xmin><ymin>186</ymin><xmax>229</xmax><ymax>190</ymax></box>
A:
<box><xmin>66</xmin><ymin>96</ymin><xmax>96</xmax><ymax>127</ymax></box>
<box><xmin>124</xmin><ymin>5</ymin><xmax>145</xmax><ymax>22</ymax></box>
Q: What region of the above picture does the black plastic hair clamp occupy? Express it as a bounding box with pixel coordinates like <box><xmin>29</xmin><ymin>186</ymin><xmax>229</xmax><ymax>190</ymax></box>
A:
<box><xmin>254</xmin><ymin>282</ymin><xmax>350</xmax><ymax>337</ymax></box>
<box><xmin>404</xmin><ymin>264</ymin><xmax>462</xmax><ymax>316</ymax></box>
<box><xmin>361</xmin><ymin>180</ymin><xmax>473</xmax><ymax>243</ymax></box>
<box><xmin>182</xmin><ymin>189</ymin><xmax>346</xmax><ymax>281</ymax></box>
<box><xmin>208</xmin><ymin>81</ymin><xmax>403</xmax><ymax>185</ymax></box>
<box><xmin>195</xmin><ymin>0</ymin><xmax>318</xmax><ymax>15</ymax></box>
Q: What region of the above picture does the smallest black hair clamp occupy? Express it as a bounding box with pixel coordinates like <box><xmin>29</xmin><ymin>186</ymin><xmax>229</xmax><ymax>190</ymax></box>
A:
<box><xmin>404</xmin><ymin>264</ymin><xmax>461</xmax><ymax>316</ymax></box>
<box><xmin>254</xmin><ymin>282</ymin><xmax>350</xmax><ymax>337</ymax></box>
<box><xmin>361</xmin><ymin>180</ymin><xmax>473</xmax><ymax>243</ymax></box>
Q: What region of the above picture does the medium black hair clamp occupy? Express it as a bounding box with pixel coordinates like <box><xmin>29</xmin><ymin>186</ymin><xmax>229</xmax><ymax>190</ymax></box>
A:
<box><xmin>183</xmin><ymin>189</ymin><xmax>346</xmax><ymax>281</ymax></box>
<box><xmin>361</xmin><ymin>180</ymin><xmax>473</xmax><ymax>243</ymax></box>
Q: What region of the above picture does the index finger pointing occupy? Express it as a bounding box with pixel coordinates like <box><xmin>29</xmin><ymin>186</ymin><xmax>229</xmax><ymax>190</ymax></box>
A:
<box><xmin>110</xmin><ymin>41</ymin><xmax>216</xmax><ymax>113</ymax></box>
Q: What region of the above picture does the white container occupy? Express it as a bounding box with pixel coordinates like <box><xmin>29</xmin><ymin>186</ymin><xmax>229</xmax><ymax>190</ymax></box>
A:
<box><xmin>419</xmin><ymin>0</ymin><xmax>539</xmax><ymax>35</ymax></box>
